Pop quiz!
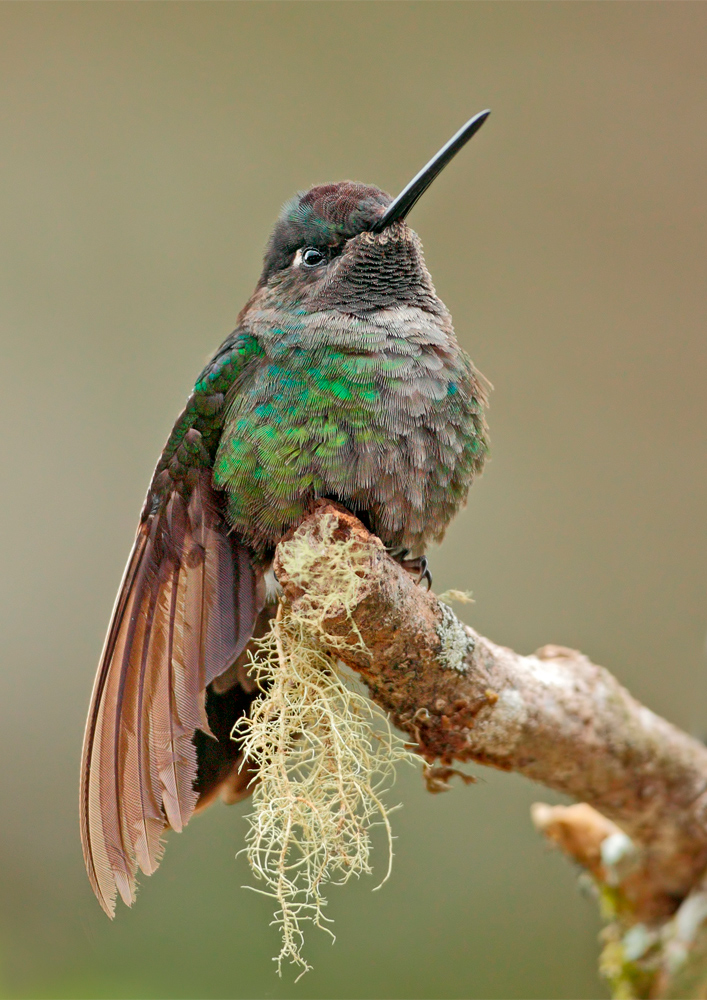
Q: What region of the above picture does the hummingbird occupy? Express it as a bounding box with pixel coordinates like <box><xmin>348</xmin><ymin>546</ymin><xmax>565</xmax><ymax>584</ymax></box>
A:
<box><xmin>80</xmin><ymin>110</ymin><xmax>492</xmax><ymax>917</ymax></box>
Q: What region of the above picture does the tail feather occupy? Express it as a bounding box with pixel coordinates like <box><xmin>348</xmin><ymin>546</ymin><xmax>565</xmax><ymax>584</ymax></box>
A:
<box><xmin>80</xmin><ymin>473</ymin><xmax>259</xmax><ymax>917</ymax></box>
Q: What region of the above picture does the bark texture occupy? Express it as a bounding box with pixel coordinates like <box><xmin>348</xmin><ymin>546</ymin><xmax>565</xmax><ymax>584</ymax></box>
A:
<box><xmin>273</xmin><ymin>502</ymin><xmax>707</xmax><ymax>996</ymax></box>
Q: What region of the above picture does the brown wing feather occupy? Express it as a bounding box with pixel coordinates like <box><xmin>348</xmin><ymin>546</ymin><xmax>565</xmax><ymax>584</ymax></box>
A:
<box><xmin>80</xmin><ymin>473</ymin><xmax>258</xmax><ymax>917</ymax></box>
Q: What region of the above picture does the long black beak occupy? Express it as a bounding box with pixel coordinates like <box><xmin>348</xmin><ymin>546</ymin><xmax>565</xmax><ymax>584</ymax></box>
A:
<box><xmin>370</xmin><ymin>109</ymin><xmax>491</xmax><ymax>233</ymax></box>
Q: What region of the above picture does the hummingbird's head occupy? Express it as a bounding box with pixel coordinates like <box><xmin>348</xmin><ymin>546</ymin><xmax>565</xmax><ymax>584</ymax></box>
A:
<box><xmin>252</xmin><ymin>110</ymin><xmax>491</xmax><ymax>319</ymax></box>
<box><xmin>256</xmin><ymin>182</ymin><xmax>442</xmax><ymax>316</ymax></box>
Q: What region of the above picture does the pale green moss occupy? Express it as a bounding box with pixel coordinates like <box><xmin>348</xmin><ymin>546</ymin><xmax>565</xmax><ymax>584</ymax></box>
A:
<box><xmin>234</xmin><ymin>518</ymin><xmax>416</xmax><ymax>978</ymax></box>
<box><xmin>436</xmin><ymin>602</ymin><xmax>474</xmax><ymax>674</ymax></box>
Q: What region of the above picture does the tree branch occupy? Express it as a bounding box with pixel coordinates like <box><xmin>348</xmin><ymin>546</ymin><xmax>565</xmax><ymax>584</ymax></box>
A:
<box><xmin>272</xmin><ymin>502</ymin><xmax>707</xmax><ymax>998</ymax></box>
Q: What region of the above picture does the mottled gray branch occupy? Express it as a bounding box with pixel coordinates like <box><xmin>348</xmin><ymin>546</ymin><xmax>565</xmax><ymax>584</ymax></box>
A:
<box><xmin>531</xmin><ymin>803</ymin><xmax>707</xmax><ymax>999</ymax></box>
<box><xmin>273</xmin><ymin>502</ymin><xmax>707</xmax><ymax>939</ymax></box>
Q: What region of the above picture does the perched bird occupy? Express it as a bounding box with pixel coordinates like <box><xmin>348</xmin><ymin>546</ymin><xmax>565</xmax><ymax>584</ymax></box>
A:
<box><xmin>80</xmin><ymin>111</ymin><xmax>492</xmax><ymax>916</ymax></box>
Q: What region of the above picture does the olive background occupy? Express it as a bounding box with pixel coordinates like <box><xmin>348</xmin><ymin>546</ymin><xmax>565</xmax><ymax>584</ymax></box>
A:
<box><xmin>2</xmin><ymin>3</ymin><xmax>706</xmax><ymax>998</ymax></box>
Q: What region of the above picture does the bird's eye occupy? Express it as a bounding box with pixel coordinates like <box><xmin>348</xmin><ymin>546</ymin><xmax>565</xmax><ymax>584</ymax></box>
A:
<box><xmin>301</xmin><ymin>247</ymin><xmax>327</xmax><ymax>268</ymax></box>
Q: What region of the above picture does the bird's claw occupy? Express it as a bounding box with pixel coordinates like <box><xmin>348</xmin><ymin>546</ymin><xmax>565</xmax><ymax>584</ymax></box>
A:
<box><xmin>415</xmin><ymin>557</ymin><xmax>433</xmax><ymax>590</ymax></box>
<box><xmin>387</xmin><ymin>547</ymin><xmax>432</xmax><ymax>591</ymax></box>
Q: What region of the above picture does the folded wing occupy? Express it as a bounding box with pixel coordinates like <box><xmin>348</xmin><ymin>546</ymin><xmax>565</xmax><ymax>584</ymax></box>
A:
<box><xmin>80</xmin><ymin>332</ymin><xmax>263</xmax><ymax>917</ymax></box>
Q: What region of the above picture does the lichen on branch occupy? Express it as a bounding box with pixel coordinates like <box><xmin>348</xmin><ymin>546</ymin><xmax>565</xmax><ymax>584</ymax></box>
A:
<box><xmin>270</xmin><ymin>502</ymin><xmax>707</xmax><ymax>998</ymax></box>
<box><xmin>235</xmin><ymin>512</ymin><xmax>416</xmax><ymax>977</ymax></box>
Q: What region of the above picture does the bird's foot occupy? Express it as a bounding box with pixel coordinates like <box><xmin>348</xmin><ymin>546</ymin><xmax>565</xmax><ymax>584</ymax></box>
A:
<box><xmin>387</xmin><ymin>547</ymin><xmax>432</xmax><ymax>590</ymax></box>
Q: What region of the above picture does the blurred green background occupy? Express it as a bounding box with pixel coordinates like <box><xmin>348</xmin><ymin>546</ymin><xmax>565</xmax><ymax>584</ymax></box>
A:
<box><xmin>2</xmin><ymin>3</ymin><xmax>706</xmax><ymax>998</ymax></box>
